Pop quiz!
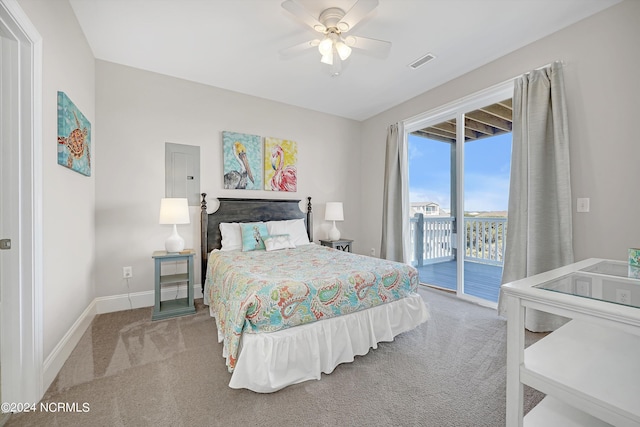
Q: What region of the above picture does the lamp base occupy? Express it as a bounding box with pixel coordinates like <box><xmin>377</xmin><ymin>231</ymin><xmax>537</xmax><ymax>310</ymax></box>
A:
<box><xmin>328</xmin><ymin>222</ymin><xmax>341</xmax><ymax>241</ymax></box>
<box><xmin>165</xmin><ymin>224</ymin><xmax>185</xmax><ymax>253</ymax></box>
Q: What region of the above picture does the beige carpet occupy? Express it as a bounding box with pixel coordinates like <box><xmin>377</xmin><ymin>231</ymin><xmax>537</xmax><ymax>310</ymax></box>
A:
<box><xmin>6</xmin><ymin>287</ymin><xmax>544</xmax><ymax>427</ymax></box>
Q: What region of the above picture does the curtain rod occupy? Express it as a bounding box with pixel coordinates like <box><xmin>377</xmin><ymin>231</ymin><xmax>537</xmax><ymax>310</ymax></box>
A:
<box><xmin>516</xmin><ymin>59</ymin><xmax>566</xmax><ymax>78</ymax></box>
<box><xmin>455</xmin><ymin>59</ymin><xmax>568</xmax><ymax>100</ymax></box>
<box><xmin>396</xmin><ymin>59</ymin><xmax>566</xmax><ymax>128</ymax></box>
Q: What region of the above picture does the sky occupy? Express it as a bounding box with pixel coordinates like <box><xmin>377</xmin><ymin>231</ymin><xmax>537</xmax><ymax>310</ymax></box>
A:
<box><xmin>408</xmin><ymin>132</ymin><xmax>512</xmax><ymax>212</ymax></box>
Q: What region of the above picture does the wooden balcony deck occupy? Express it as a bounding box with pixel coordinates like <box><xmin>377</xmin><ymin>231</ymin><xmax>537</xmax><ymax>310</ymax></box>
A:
<box><xmin>416</xmin><ymin>260</ymin><xmax>503</xmax><ymax>302</ymax></box>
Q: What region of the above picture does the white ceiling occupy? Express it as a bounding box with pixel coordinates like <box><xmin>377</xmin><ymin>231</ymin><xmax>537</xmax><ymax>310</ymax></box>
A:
<box><xmin>69</xmin><ymin>0</ymin><xmax>621</xmax><ymax>121</ymax></box>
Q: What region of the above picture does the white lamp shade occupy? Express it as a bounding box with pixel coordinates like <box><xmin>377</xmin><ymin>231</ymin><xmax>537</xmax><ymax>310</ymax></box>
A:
<box><xmin>325</xmin><ymin>202</ymin><xmax>344</xmax><ymax>221</ymax></box>
<box><xmin>159</xmin><ymin>198</ymin><xmax>190</xmax><ymax>225</ymax></box>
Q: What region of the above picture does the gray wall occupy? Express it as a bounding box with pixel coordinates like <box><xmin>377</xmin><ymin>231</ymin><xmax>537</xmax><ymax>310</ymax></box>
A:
<box><xmin>17</xmin><ymin>0</ymin><xmax>96</xmax><ymax>359</ymax></box>
<box><xmin>359</xmin><ymin>0</ymin><xmax>640</xmax><ymax>263</ymax></box>
<box><xmin>95</xmin><ymin>61</ymin><xmax>362</xmax><ymax>297</ymax></box>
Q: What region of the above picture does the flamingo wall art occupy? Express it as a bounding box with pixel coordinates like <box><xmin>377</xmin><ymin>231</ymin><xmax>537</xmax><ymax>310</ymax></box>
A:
<box><xmin>264</xmin><ymin>137</ymin><xmax>297</xmax><ymax>192</ymax></box>
<box><xmin>222</xmin><ymin>131</ymin><xmax>263</xmax><ymax>190</ymax></box>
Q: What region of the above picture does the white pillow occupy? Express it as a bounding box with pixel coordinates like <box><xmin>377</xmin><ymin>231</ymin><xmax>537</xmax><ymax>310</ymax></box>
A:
<box><xmin>267</xmin><ymin>219</ymin><xmax>310</xmax><ymax>246</ymax></box>
<box><xmin>263</xmin><ymin>234</ymin><xmax>296</xmax><ymax>251</ymax></box>
<box><xmin>219</xmin><ymin>222</ymin><xmax>242</xmax><ymax>251</ymax></box>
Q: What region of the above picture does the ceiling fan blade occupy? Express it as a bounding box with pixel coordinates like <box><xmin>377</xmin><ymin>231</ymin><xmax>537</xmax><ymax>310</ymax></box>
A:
<box><xmin>279</xmin><ymin>39</ymin><xmax>319</xmax><ymax>58</ymax></box>
<box><xmin>346</xmin><ymin>35</ymin><xmax>391</xmax><ymax>58</ymax></box>
<box><xmin>338</xmin><ymin>0</ymin><xmax>379</xmax><ymax>32</ymax></box>
<box><xmin>281</xmin><ymin>0</ymin><xmax>326</xmax><ymax>33</ymax></box>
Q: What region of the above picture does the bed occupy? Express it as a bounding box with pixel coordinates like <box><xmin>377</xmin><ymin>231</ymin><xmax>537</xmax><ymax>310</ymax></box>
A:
<box><xmin>201</xmin><ymin>194</ymin><xmax>428</xmax><ymax>392</ymax></box>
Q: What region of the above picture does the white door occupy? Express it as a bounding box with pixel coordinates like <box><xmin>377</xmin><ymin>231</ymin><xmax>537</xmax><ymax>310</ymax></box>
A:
<box><xmin>0</xmin><ymin>0</ymin><xmax>43</xmax><ymax>406</ymax></box>
<box><xmin>0</xmin><ymin>27</ymin><xmax>19</xmax><ymax>415</ymax></box>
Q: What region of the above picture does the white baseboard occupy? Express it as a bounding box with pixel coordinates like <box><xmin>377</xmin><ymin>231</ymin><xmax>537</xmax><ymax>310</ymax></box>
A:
<box><xmin>42</xmin><ymin>283</ymin><xmax>203</xmax><ymax>393</ymax></box>
<box><xmin>42</xmin><ymin>299</ymin><xmax>97</xmax><ymax>392</ymax></box>
<box><xmin>95</xmin><ymin>283</ymin><xmax>204</xmax><ymax>314</ymax></box>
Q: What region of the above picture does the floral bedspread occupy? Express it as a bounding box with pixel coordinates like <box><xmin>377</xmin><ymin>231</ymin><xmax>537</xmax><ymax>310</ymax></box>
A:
<box><xmin>205</xmin><ymin>244</ymin><xmax>419</xmax><ymax>372</ymax></box>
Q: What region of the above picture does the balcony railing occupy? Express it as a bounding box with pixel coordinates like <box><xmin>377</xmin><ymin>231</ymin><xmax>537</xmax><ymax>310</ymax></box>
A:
<box><xmin>410</xmin><ymin>214</ymin><xmax>507</xmax><ymax>267</ymax></box>
<box><xmin>464</xmin><ymin>216</ymin><xmax>507</xmax><ymax>266</ymax></box>
<box><xmin>410</xmin><ymin>215</ymin><xmax>455</xmax><ymax>265</ymax></box>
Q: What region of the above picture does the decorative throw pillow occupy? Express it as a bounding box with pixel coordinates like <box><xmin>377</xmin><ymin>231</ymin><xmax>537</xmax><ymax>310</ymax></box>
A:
<box><xmin>264</xmin><ymin>234</ymin><xmax>296</xmax><ymax>252</ymax></box>
<box><xmin>240</xmin><ymin>222</ymin><xmax>268</xmax><ymax>251</ymax></box>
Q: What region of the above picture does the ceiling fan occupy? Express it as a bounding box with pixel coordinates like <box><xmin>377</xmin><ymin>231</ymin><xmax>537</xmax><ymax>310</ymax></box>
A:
<box><xmin>280</xmin><ymin>0</ymin><xmax>392</xmax><ymax>76</ymax></box>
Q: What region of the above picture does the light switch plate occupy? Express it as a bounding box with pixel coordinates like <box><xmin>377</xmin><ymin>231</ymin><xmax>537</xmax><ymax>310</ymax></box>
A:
<box><xmin>577</xmin><ymin>198</ymin><xmax>590</xmax><ymax>213</ymax></box>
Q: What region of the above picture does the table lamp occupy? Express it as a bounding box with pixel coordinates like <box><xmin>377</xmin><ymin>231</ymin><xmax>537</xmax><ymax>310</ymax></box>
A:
<box><xmin>159</xmin><ymin>198</ymin><xmax>190</xmax><ymax>253</ymax></box>
<box><xmin>325</xmin><ymin>202</ymin><xmax>344</xmax><ymax>241</ymax></box>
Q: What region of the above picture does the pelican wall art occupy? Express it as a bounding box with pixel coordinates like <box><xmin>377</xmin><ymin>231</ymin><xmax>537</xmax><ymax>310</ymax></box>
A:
<box><xmin>222</xmin><ymin>131</ymin><xmax>263</xmax><ymax>190</ymax></box>
<box><xmin>57</xmin><ymin>91</ymin><xmax>91</xmax><ymax>176</ymax></box>
<box><xmin>264</xmin><ymin>137</ymin><xmax>297</xmax><ymax>192</ymax></box>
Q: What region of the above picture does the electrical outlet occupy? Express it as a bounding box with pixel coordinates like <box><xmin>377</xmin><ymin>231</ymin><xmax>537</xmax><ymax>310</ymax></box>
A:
<box><xmin>370</xmin><ymin>248</ymin><xmax>376</xmax><ymax>256</ymax></box>
<box><xmin>616</xmin><ymin>289</ymin><xmax>631</xmax><ymax>305</ymax></box>
<box><xmin>122</xmin><ymin>266</ymin><xmax>133</xmax><ymax>279</ymax></box>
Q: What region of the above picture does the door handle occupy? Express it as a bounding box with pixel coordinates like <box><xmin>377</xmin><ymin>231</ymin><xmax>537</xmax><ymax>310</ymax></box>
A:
<box><xmin>0</xmin><ymin>239</ymin><xmax>11</xmax><ymax>250</ymax></box>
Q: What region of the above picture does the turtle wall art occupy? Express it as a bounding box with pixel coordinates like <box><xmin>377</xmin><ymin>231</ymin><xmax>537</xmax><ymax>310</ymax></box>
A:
<box><xmin>57</xmin><ymin>91</ymin><xmax>91</xmax><ymax>176</ymax></box>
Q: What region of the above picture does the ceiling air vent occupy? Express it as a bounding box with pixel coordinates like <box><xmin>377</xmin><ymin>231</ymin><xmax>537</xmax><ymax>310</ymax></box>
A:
<box><xmin>409</xmin><ymin>53</ymin><xmax>436</xmax><ymax>69</ymax></box>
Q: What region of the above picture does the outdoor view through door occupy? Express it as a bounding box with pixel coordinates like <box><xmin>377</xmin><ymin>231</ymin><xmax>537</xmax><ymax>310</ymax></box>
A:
<box><xmin>408</xmin><ymin>98</ymin><xmax>512</xmax><ymax>305</ymax></box>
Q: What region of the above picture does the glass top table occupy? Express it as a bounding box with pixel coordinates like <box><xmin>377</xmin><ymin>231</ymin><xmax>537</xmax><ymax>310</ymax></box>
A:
<box><xmin>533</xmin><ymin>260</ymin><xmax>640</xmax><ymax>309</ymax></box>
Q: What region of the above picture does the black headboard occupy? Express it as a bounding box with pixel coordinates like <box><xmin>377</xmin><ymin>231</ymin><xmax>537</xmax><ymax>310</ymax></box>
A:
<box><xmin>200</xmin><ymin>194</ymin><xmax>313</xmax><ymax>287</ymax></box>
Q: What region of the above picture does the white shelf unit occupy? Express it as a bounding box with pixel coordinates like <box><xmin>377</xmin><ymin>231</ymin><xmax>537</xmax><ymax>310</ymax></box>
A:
<box><xmin>502</xmin><ymin>258</ymin><xmax>640</xmax><ymax>427</ymax></box>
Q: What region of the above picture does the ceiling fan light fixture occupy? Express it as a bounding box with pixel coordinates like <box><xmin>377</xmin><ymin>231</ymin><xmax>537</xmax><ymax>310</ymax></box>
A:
<box><xmin>318</xmin><ymin>37</ymin><xmax>333</xmax><ymax>56</ymax></box>
<box><xmin>321</xmin><ymin>52</ymin><xmax>334</xmax><ymax>65</ymax></box>
<box><xmin>335</xmin><ymin>41</ymin><xmax>352</xmax><ymax>60</ymax></box>
<box><xmin>330</xmin><ymin>54</ymin><xmax>342</xmax><ymax>77</ymax></box>
<box><xmin>280</xmin><ymin>0</ymin><xmax>390</xmax><ymax>76</ymax></box>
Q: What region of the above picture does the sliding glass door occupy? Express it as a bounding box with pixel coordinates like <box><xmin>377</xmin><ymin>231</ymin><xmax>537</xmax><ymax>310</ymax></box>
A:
<box><xmin>462</xmin><ymin>125</ymin><xmax>512</xmax><ymax>303</ymax></box>
<box><xmin>406</xmin><ymin>83</ymin><xmax>513</xmax><ymax>307</ymax></box>
<box><xmin>408</xmin><ymin>118</ymin><xmax>458</xmax><ymax>293</ymax></box>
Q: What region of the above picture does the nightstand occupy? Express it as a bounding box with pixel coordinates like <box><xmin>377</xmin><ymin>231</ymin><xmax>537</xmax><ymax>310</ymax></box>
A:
<box><xmin>152</xmin><ymin>250</ymin><xmax>196</xmax><ymax>320</ymax></box>
<box><xmin>319</xmin><ymin>238</ymin><xmax>353</xmax><ymax>252</ymax></box>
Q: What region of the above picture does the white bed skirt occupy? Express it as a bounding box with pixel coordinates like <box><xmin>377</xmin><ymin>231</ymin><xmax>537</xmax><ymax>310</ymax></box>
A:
<box><xmin>213</xmin><ymin>293</ymin><xmax>429</xmax><ymax>393</ymax></box>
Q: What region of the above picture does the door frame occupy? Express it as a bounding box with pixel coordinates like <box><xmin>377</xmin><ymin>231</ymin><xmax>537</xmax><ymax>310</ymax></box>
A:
<box><xmin>0</xmin><ymin>0</ymin><xmax>43</xmax><ymax>405</ymax></box>
<box><xmin>404</xmin><ymin>80</ymin><xmax>513</xmax><ymax>307</ymax></box>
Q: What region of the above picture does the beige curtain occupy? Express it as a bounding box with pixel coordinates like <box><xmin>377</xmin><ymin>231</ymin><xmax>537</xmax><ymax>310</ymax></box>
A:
<box><xmin>381</xmin><ymin>123</ymin><xmax>411</xmax><ymax>263</ymax></box>
<box><xmin>500</xmin><ymin>61</ymin><xmax>574</xmax><ymax>331</ymax></box>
